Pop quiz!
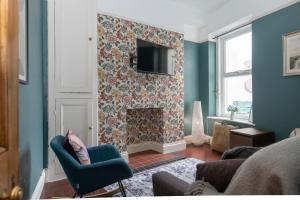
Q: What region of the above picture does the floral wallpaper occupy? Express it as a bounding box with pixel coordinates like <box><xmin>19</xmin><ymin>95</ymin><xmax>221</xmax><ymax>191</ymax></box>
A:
<box><xmin>98</xmin><ymin>14</ymin><xmax>184</xmax><ymax>152</ymax></box>
<box><xmin>127</xmin><ymin>108</ymin><xmax>164</xmax><ymax>145</ymax></box>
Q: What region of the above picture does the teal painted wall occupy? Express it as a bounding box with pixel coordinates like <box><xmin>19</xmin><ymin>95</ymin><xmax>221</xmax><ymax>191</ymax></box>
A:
<box><xmin>184</xmin><ymin>41</ymin><xmax>216</xmax><ymax>136</ymax></box>
<box><xmin>19</xmin><ymin>0</ymin><xmax>44</xmax><ymax>198</ymax></box>
<box><xmin>208</xmin><ymin>42</ymin><xmax>216</xmax><ymax>118</ymax></box>
<box><xmin>184</xmin><ymin>41</ymin><xmax>202</xmax><ymax>135</ymax></box>
<box><xmin>198</xmin><ymin>41</ymin><xmax>217</xmax><ymax>135</ymax></box>
<box><xmin>198</xmin><ymin>42</ymin><xmax>210</xmax><ymax>134</ymax></box>
<box><xmin>252</xmin><ymin>2</ymin><xmax>300</xmax><ymax>141</ymax></box>
<box><xmin>42</xmin><ymin>0</ymin><xmax>48</xmax><ymax>168</ymax></box>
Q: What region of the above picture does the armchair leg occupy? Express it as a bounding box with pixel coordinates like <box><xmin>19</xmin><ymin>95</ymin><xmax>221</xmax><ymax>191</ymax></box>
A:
<box><xmin>72</xmin><ymin>183</ymin><xmax>127</xmax><ymax>198</ymax></box>
<box><xmin>118</xmin><ymin>181</ymin><xmax>126</xmax><ymax>197</ymax></box>
<box><xmin>72</xmin><ymin>193</ymin><xmax>83</xmax><ymax>198</ymax></box>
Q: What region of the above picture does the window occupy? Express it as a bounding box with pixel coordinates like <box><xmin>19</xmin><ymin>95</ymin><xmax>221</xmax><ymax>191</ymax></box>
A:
<box><xmin>217</xmin><ymin>26</ymin><xmax>252</xmax><ymax>119</ymax></box>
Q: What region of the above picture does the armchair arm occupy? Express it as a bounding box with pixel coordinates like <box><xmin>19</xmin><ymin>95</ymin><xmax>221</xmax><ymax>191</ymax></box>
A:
<box><xmin>196</xmin><ymin>159</ymin><xmax>245</xmax><ymax>192</ymax></box>
<box><xmin>79</xmin><ymin>158</ymin><xmax>129</xmax><ymax>171</ymax></box>
<box><xmin>73</xmin><ymin>158</ymin><xmax>133</xmax><ymax>195</ymax></box>
<box><xmin>152</xmin><ymin>171</ymin><xmax>191</xmax><ymax>196</ymax></box>
<box><xmin>152</xmin><ymin>172</ymin><xmax>222</xmax><ymax>196</ymax></box>
<box><xmin>221</xmin><ymin>146</ymin><xmax>262</xmax><ymax>160</ymax></box>
<box><xmin>88</xmin><ymin>144</ymin><xmax>122</xmax><ymax>163</ymax></box>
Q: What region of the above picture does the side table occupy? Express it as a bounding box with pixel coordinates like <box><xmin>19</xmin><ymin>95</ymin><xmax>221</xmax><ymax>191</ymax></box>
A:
<box><xmin>230</xmin><ymin>127</ymin><xmax>275</xmax><ymax>148</ymax></box>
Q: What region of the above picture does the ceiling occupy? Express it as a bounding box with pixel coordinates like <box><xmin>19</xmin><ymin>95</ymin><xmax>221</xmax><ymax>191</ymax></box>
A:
<box><xmin>98</xmin><ymin>0</ymin><xmax>300</xmax><ymax>42</ymax></box>
<box><xmin>171</xmin><ymin>0</ymin><xmax>229</xmax><ymax>15</ymax></box>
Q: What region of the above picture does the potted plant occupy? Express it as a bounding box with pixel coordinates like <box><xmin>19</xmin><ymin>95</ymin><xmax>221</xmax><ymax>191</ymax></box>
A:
<box><xmin>227</xmin><ymin>105</ymin><xmax>239</xmax><ymax>120</ymax></box>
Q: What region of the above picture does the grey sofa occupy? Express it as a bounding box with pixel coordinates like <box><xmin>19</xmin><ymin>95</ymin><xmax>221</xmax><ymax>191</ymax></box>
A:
<box><xmin>152</xmin><ymin>146</ymin><xmax>260</xmax><ymax>196</ymax></box>
<box><xmin>153</xmin><ymin>136</ymin><xmax>300</xmax><ymax>195</ymax></box>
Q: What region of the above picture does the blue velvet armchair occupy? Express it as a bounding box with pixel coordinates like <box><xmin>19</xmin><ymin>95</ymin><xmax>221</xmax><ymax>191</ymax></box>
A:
<box><xmin>50</xmin><ymin>135</ymin><xmax>133</xmax><ymax>197</ymax></box>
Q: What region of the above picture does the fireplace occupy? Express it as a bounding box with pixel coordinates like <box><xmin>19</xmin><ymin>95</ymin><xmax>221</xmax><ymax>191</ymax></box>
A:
<box><xmin>126</xmin><ymin>107</ymin><xmax>186</xmax><ymax>154</ymax></box>
<box><xmin>126</xmin><ymin>108</ymin><xmax>164</xmax><ymax>146</ymax></box>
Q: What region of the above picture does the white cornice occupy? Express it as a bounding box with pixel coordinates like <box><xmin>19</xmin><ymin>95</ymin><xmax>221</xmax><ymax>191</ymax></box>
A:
<box><xmin>97</xmin><ymin>11</ymin><xmax>183</xmax><ymax>34</ymax></box>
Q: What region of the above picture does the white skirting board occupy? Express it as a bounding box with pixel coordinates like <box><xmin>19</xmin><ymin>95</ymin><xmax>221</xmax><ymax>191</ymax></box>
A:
<box><xmin>127</xmin><ymin>140</ymin><xmax>186</xmax><ymax>155</ymax></box>
<box><xmin>31</xmin><ymin>169</ymin><xmax>46</xmax><ymax>200</ymax></box>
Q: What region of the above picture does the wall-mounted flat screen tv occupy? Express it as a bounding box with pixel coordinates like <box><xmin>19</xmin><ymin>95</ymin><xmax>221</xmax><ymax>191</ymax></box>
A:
<box><xmin>136</xmin><ymin>39</ymin><xmax>175</xmax><ymax>75</ymax></box>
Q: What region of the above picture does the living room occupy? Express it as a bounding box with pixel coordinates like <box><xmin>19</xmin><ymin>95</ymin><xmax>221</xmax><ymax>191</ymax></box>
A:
<box><xmin>1</xmin><ymin>0</ymin><xmax>300</xmax><ymax>199</ymax></box>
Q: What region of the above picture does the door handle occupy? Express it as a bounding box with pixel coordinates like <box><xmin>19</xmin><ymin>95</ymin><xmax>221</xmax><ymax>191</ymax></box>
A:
<box><xmin>0</xmin><ymin>186</ymin><xmax>23</xmax><ymax>200</ymax></box>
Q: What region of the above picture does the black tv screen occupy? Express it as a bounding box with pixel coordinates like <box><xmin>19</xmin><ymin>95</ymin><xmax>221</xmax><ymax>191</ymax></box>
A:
<box><xmin>137</xmin><ymin>39</ymin><xmax>175</xmax><ymax>75</ymax></box>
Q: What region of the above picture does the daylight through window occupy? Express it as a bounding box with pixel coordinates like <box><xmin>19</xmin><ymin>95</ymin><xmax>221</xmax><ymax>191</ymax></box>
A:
<box><xmin>217</xmin><ymin>26</ymin><xmax>252</xmax><ymax>119</ymax></box>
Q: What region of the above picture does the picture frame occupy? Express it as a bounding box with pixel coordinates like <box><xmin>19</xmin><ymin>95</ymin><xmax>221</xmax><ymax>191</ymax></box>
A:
<box><xmin>19</xmin><ymin>0</ymin><xmax>28</xmax><ymax>84</ymax></box>
<box><xmin>283</xmin><ymin>30</ymin><xmax>300</xmax><ymax>76</ymax></box>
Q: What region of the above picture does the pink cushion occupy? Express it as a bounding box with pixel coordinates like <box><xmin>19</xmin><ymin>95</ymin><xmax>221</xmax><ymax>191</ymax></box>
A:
<box><xmin>63</xmin><ymin>131</ymin><xmax>79</xmax><ymax>162</ymax></box>
<box><xmin>66</xmin><ymin>130</ymin><xmax>91</xmax><ymax>165</ymax></box>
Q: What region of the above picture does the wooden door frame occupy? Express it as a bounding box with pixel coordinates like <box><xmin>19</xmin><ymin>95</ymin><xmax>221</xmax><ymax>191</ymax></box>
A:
<box><xmin>0</xmin><ymin>0</ymin><xmax>19</xmax><ymax>191</ymax></box>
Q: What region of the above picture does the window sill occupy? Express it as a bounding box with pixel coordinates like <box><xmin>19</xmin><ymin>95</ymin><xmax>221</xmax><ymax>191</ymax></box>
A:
<box><xmin>207</xmin><ymin>116</ymin><xmax>255</xmax><ymax>126</ymax></box>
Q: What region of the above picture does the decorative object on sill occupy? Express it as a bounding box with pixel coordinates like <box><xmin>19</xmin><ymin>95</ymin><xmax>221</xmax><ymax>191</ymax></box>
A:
<box><xmin>227</xmin><ymin>105</ymin><xmax>239</xmax><ymax>120</ymax></box>
<box><xmin>283</xmin><ymin>30</ymin><xmax>300</xmax><ymax>76</ymax></box>
<box><xmin>230</xmin><ymin>112</ymin><xmax>235</xmax><ymax>121</ymax></box>
<box><xmin>192</xmin><ymin>101</ymin><xmax>206</xmax><ymax>145</ymax></box>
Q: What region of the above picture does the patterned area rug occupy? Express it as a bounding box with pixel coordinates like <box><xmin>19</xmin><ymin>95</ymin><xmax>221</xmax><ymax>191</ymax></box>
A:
<box><xmin>105</xmin><ymin>158</ymin><xmax>203</xmax><ymax>197</ymax></box>
<box><xmin>132</xmin><ymin>155</ymin><xmax>187</xmax><ymax>173</ymax></box>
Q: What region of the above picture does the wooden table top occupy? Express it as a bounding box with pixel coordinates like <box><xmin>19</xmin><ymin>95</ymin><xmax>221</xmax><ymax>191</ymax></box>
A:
<box><xmin>230</xmin><ymin>127</ymin><xmax>273</xmax><ymax>137</ymax></box>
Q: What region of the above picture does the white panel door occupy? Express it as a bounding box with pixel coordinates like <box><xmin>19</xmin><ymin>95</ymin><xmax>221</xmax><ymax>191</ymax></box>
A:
<box><xmin>48</xmin><ymin>0</ymin><xmax>98</xmax><ymax>182</ymax></box>
<box><xmin>55</xmin><ymin>98</ymin><xmax>94</xmax><ymax>147</ymax></box>
<box><xmin>54</xmin><ymin>0</ymin><xmax>96</xmax><ymax>93</ymax></box>
<box><xmin>52</xmin><ymin>98</ymin><xmax>94</xmax><ymax>179</ymax></box>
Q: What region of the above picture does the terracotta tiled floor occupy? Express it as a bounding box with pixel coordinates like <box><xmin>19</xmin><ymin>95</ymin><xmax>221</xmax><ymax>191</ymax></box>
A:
<box><xmin>128</xmin><ymin>150</ymin><xmax>180</xmax><ymax>169</ymax></box>
<box><xmin>172</xmin><ymin>144</ymin><xmax>221</xmax><ymax>161</ymax></box>
<box><xmin>41</xmin><ymin>144</ymin><xmax>221</xmax><ymax>199</ymax></box>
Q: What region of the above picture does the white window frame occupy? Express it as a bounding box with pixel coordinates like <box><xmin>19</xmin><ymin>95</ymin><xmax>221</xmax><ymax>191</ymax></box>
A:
<box><xmin>216</xmin><ymin>25</ymin><xmax>252</xmax><ymax>120</ymax></box>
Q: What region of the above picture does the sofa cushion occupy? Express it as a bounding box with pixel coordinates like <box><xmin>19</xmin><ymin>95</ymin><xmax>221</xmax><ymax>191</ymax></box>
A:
<box><xmin>65</xmin><ymin>130</ymin><xmax>91</xmax><ymax>165</ymax></box>
<box><xmin>152</xmin><ymin>171</ymin><xmax>191</xmax><ymax>196</ymax></box>
<box><xmin>221</xmin><ymin>146</ymin><xmax>262</xmax><ymax>160</ymax></box>
<box><xmin>196</xmin><ymin>159</ymin><xmax>245</xmax><ymax>192</ymax></box>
